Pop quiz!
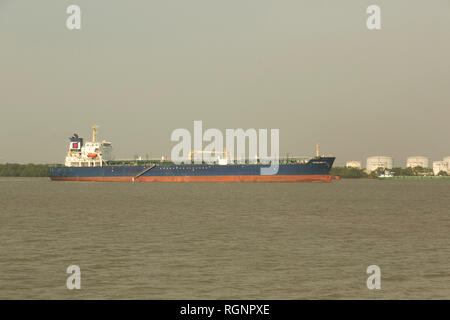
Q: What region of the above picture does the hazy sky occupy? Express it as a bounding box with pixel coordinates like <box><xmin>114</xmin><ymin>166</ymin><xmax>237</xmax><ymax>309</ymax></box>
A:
<box><xmin>1</xmin><ymin>0</ymin><xmax>449</xmax><ymax>165</ymax></box>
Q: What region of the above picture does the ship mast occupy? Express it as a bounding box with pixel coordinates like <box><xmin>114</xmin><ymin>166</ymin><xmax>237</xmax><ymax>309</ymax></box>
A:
<box><xmin>92</xmin><ymin>124</ymin><xmax>99</xmax><ymax>143</ymax></box>
<box><xmin>316</xmin><ymin>143</ymin><xmax>320</xmax><ymax>158</ymax></box>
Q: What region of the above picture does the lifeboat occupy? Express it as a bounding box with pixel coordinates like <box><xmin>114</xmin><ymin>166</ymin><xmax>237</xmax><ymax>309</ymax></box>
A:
<box><xmin>87</xmin><ymin>153</ymin><xmax>98</xmax><ymax>158</ymax></box>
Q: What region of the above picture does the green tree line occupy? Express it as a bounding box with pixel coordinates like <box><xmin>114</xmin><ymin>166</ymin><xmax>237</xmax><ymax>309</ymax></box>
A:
<box><xmin>329</xmin><ymin>167</ymin><xmax>369</xmax><ymax>178</ymax></box>
<box><xmin>0</xmin><ymin>164</ymin><xmax>371</xmax><ymax>178</ymax></box>
<box><xmin>1</xmin><ymin>163</ymin><xmax>443</xmax><ymax>178</ymax></box>
<box><xmin>0</xmin><ymin>164</ymin><xmax>51</xmax><ymax>177</ymax></box>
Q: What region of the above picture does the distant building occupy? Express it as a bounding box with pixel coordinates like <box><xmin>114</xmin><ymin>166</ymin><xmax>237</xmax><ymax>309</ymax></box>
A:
<box><xmin>444</xmin><ymin>156</ymin><xmax>450</xmax><ymax>169</ymax></box>
<box><xmin>366</xmin><ymin>156</ymin><xmax>393</xmax><ymax>173</ymax></box>
<box><xmin>432</xmin><ymin>161</ymin><xmax>448</xmax><ymax>175</ymax></box>
<box><xmin>406</xmin><ymin>156</ymin><xmax>429</xmax><ymax>168</ymax></box>
<box><xmin>346</xmin><ymin>161</ymin><xmax>362</xmax><ymax>169</ymax></box>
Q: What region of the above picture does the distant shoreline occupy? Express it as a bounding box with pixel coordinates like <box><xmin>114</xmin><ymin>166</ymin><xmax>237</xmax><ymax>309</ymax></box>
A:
<box><xmin>0</xmin><ymin>164</ymin><xmax>446</xmax><ymax>179</ymax></box>
<box><xmin>1</xmin><ymin>163</ymin><xmax>369</xmax><ymax>178</ymax></box>
<box><xmin>0</xmin><ymin>164</ymin><xmax>55</xmax><ymax>177</ymax></box>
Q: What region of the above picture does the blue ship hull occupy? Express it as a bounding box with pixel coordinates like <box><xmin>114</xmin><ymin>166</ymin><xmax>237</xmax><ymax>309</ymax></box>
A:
<box><xmin>50</xmin><ymin>157</ymin><xmax>335</xmax><ymax>182</ymax></box>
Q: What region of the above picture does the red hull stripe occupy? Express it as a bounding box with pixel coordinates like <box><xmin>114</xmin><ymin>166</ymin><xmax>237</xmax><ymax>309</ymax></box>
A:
<box><xmin>50</xmin><ymin>175</ymin><xmax>333</xmax><ymax>182</ymax></box>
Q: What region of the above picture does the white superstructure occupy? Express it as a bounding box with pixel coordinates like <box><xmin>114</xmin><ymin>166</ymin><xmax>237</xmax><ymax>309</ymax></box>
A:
<box><xmin>366</xmin><ymin>156</ymin><xmax>393</xmax><ymax>173</ymax></box>
<box><xmin>64</xmin><ymin>125</ymin><xmax>113</xmax><ymax>167</ymax></box>
<box><xmin>406</xmin><ymin>156</ymin><xmax>429</xmax><ymax>168</ymax></box>
<box><xmin>345</xmin><ymin>161</ymin><xmax>362</xmax><ymax>169</ymax></box>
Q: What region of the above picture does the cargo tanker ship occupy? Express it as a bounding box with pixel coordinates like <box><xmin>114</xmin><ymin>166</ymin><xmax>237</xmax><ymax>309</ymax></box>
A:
<box><xmin>49</xmin><ymin>126</ymin><xmax>335</xmax><ymax>182</ymax></box>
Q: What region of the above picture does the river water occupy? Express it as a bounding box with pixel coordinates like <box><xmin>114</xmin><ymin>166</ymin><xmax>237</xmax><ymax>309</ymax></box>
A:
<box><xmin>0</xmin><ymin>177</ymin><xmax>449</xmax><ymax>299</ymax></box>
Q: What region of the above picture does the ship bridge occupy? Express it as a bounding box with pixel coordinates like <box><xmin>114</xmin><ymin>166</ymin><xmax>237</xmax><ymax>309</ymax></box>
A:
<box><xmin>64</xmin><ymin>125</ymin><xmax>112</xmax><ymax>167</ymax></box>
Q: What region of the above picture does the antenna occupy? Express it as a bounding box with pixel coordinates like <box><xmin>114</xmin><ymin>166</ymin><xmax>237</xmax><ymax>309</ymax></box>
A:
<box><xmin>92</xmin><ymin>124</ymin><xmax>99</xmax><ymax>143</ymax></box>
